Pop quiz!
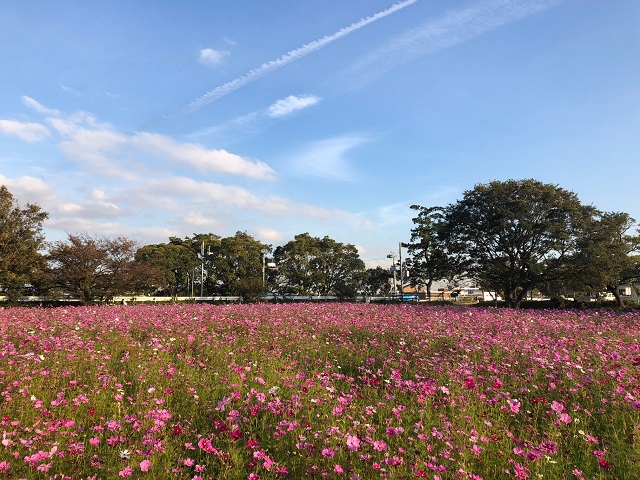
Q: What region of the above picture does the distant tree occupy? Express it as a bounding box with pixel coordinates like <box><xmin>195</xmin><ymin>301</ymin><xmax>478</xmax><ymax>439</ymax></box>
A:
<box><xmin>134</xmin><ymin>242</ymin><xmax>199</xmax><ymax>298</ymax></box>
<box><xmin>47</xmin><ymin>233</ymin><xmax>149</xmax><ymax>304</ymax></box>
<box><xmin>443</xmin><ymin>179</ymin><xmax>595</xmax><ymax>308</ymax></box>
<box><xmin>569</xmin><ymin>212</ymin><xmax>640</xmax><ymax>307</ymax></box>
<box><xmin>273</xmin><ymin>233</ymin><xmax>366</xmax><ymax>299</ymax></box>
<box><xmin>0</xmin><ymin>185</ymin><xmax>48</xmax><ymax>300</ymax></box>
<box><xmin>363</xmin><ymin>266</ymin><xmax>391</xmax><ymax>297</ymax></box>
<box><xmin>407</xmin><ymin>205</ymin><xmax>457</xmax><ymax>300</ymax></box>
<box><xmin>208</xmin><ymin>231</ymin><xmax>270</xmax><ymax>301</ymax></box>
<box><xmin>169</xmin><ymin>233</ymin><xmax>221</xmax><ymax>296</ymax></box>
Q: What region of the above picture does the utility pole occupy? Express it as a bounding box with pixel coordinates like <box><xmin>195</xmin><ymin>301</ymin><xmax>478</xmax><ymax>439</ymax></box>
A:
<box><xmin>200</xmin><ymin>241</ymin><xmax>205</xmax><ymax>298</ymax></box>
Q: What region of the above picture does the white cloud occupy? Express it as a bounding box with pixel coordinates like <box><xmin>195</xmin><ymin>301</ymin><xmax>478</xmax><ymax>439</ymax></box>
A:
<box><xmin>175</xmin><ymin>0</ymin><xmax>418</xmax><ymax>115</ymax></box>
<box><xmin>0</xmin><ymin>175</ymin><xmax>56</xmax><ymax>205</ymax></box>
<box><xmin>267</xmin><ymin>95</ymin><xmax>321</xmax><ymax>118</ymax></box>
<box><xmin>21</xmin><ymin>96</ymin><xmax>61</xmax><ymax>116</ymax></box>
<box><xmin>345</xmin><ymin>0</ymin><xmax>563</xmax><ymax>83</ymax></box>
<box><xmin>0</xmin><ymin>119</ymin><xmax>50</xmax><ymax>142</ymax></box>
<box><xmin>130</xmin><ymin>132</ymin><xmax>276</xmax><ymax>180</ymax></box>
<box><xmin>289</xmin><ymin>135</ymin><xmax>370</xmax><ymax>180</ymax></box>
<box><xmin>199</xmin><ymin>48</ymin><xmax>229</xmax><ymax>66</ymax></box>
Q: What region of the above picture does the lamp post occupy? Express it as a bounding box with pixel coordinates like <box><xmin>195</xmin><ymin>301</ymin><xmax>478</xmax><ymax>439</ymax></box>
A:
<box><xmin>387</xmin><ymin>251</ymin><xmax>397</xmax><ymax>297</ymax></box>
<box><xmin>200</xmin><ymin>241</ymin><xmax>211</xmax><ymax>298</ymax></box>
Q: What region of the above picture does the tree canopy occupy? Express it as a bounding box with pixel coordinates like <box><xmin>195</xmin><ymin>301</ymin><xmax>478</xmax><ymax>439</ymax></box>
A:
<box><xmin>0</xmin><ymin>185</ymin><xmax>48</xmax><ymax>299</ymax></box>
<box><xmin>273</xmin><ymin>233</ymin><xmax>366</xmax><ymax>299</ymax></box>
<box><xmin>441</xmin><ymin>179</ymin><xmax>596</xmax><ymax>307</ymax></box>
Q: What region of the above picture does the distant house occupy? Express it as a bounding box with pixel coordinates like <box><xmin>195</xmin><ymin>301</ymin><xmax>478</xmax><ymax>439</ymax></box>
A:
<box><xmin>618</xmin><ymin>284</ymin><xmax>639</xmax><ymax>303</ymax></box>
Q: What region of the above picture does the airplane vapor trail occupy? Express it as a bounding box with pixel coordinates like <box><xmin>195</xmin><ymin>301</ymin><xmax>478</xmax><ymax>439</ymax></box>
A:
<box><xmin>175</xmin><ymin>0</ymin><xmax>418</xmax><ymax>116</ymax></box>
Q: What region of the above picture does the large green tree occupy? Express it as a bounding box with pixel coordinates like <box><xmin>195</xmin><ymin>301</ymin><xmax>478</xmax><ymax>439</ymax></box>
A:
<box><xmin>0</xmin><ymin>185</ymin><xmax>48</xmax><ymax>299</ymax></box>
<box><xmin>134</xmin><ymin>241</ymin><xmax>199</xmax><ymax>298</ymax></box>
<box><xmin>443</xmin><ymin>179</ymin><xmax>595</xmax><ymax>308</ymax></box>
<box><xmin>273</xmin><ymin>233</ymin><xmax>366</xmax><ymax>299</ymax></box>
<box><xmin>168</xmin><ymin>233</ymin><xmax>222</xmax><ymax>296</ymax></box>
<box><xmin>208</xmin><ymin>231</ymin><xmax>270</xmax><ymax>301</ymax></box>
<box><xmin>363</xmin><ymin>266</ymin><xmax>392</xmax><ymax>297</ymax></box>
<box><xmin>407</xmin><ymin>205</ymin><xmax>457</xmax><ymax>300</ymax></box>
<box><xmin>569</xmin><ymin>212</ymin><xmax>640</xmax><ymax>307</ymax></box>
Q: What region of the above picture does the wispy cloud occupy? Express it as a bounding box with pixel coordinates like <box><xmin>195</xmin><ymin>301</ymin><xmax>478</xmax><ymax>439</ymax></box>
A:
<box><xmin>345</xmin><ymin>0</ymin><xmax>563</xmax><ymax>83</ymax></box>
<box><xmin>130</xmin><ymin>132</ymin><xmax>276</xmax><ymax>180</ymax></box>
<box><xmin>267</xmin><ymin>95</ymin><xmax>321</xmax><ymax>118</ymax></box>
<box><xmin>15</xmin><ymin>97</ymin><xmax>277</xmax><ymax>181</ymax></box>
<box><xmin>198</xmin><ymin>48</ymin><xmax>229</xmax><ymax>66</ymax></box>
<box><xmin>289</xmin><ymin>134</ymin><xmax>370</xmax><ymax>181</ymax></box>
<box><xmin>173</xmin><ymin>0</ymin><xmax>418</xmax><ymax>116</ymax></box>
<box><xmin>0</xmin><ymin>119</ymin><xmax>50</xmax><ymax>142</ymax></box>
<box><xmin>22</xmin><ymin>95</ymin><xmax>61</xmax><ymax>115</ymax></box>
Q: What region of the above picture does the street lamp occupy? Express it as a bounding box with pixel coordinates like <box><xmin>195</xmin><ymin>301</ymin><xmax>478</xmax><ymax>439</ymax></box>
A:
<box><xmin>200</xmin><ymin>241</ymin><xmax>212</xmax><ymax>298</ymax></box>
<box><xmin>387</xmin><ymin>251</ymin><xmax>397</xmax><ymax>296</ymax></box>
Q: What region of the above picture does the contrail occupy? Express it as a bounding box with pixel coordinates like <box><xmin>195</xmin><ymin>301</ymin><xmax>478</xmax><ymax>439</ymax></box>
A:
<box><xmin>173</xmin><ymin>0</ymin><xmax>418</xmax><ymax>116</ymax></box>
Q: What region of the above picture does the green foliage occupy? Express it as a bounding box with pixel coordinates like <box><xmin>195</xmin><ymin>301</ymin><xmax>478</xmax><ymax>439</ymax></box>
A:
<box><xmin>568</xmin><ymin>212</ymin><xmax>640</xmax><ymax>307</ymax></box>
<box><xmin>442</xmin><ymin>179</ymin><xmax>596</xmax><ymax>308</ymax></box>
<box><xmin>208</xmin><ymin>231</ymin><xmax>270</xmax><ymax>298</ymax></box>
<box><xmin>273</xmin><ymin>233</ymin><xmax>366</xmax><ymax>299</ymax></box>
<box><xmin>407</xmin><ymin>205</ymin><xmax>457</xmax><ymax>299</ymax></box>
<box><xmin>135</xmin><ymin>241</ymin><xmax>199</xmax><ymax>297</ymax></box>
<box><xmin>0</xmin><ymin>185</ymin><xmax>48</xmax><ymax>299</ymax></box>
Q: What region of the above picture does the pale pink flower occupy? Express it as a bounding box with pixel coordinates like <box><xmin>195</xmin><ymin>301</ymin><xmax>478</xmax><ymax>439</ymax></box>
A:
<box><xmin>140</xmin><ymin>459</ymin><xmax>151</xmax><ymax>472</ymax></box>
<box><xmin>346</xmin><ymin>434</ymin><xmax>361</xmax><ymax>451</ymax></box>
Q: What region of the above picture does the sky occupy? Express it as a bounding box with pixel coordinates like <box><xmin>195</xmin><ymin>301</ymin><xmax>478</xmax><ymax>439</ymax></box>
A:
<box><xmin>1</xmin><ymin>0</ymin><xmax>639</xmax><ymax>268</ymax></box>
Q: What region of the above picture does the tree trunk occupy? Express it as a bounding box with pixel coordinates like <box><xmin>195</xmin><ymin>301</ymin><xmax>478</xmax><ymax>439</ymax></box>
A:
<box><xmin>607</xmin><ymin>284</ymin><xmax>625</xmax><ymax>308</ymax></box>
<box><xmin>426</xmin><ymin>278</ymin><xmax>433</xmax><ymax>300</ymax></box>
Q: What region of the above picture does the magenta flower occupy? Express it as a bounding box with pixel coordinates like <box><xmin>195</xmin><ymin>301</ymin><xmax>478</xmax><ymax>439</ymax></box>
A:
<box><xmin>118</xmin><ymin>466</ymin><xmax>134</xmax><ymax>477</ymax></box>
<box><xmin>198</xmin><ymin>437</ymin><xmax>214</xmax><ymax>453</ymax></box>
<box><xmin>509</xmin><ymin>399</ymin><xmax>521</xmax><ymax>413</ymax></box>
<box><xmin>321</xmin><ymin>448</ymin><xmax>335</xmax><ymax>458</ymax></box>
<box><xmin>334</xmin><ymin>464</ymin><xmax>345</xmax><ymax>474</ymax></box>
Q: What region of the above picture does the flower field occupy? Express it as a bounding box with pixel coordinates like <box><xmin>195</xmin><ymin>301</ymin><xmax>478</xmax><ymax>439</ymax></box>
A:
<box><xmin>1</xmin><ymin>304</ymin><xmax>640</xmax><ymax>479</ymax></box>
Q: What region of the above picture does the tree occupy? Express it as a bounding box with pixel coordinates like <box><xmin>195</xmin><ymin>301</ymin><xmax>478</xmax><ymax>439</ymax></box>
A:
<box><xmin>134</xmin><ymin>242</ymin><xmax>199</xmax><ymax>298</ymax></box>
<box><xmin>273</xmin><ymin>233</ymin><xmax>366</xmax><ymax>299</ymax></box>
<box><xmin>208</xmin><ymin>232</ymin><xmax>270</xmax><ymax>301</ymax></box>
<box><xmin>569</xmin><ymin>212</ymin><xmax>640</xmax><ymax>307</ymax></box>
<box><xmin>407</xmin><ymin>205</ymin><xmax>456</xmax><ymax>300</ymax></box>
<box><xmin>168</xmin><ymin>233</ymin><xmax>221</xmax><ymax>296</ymax></box>
<box><xmin>47</xmin><ymin>233</ymin><xmax>150</xmax><ymax>304</ymax></box>
<box><xmin>0</xmin><ymin>185</ymin><xmax>48</xmax><ymax>299</ymax></box>
<box><xmin>363</xmin><ymin>266</ymin><xmax>392</xmax><ymax>297</ymax></box>
<box><xmin>443</xmin><ymin>179</ymin><xmax>595</xmax><ymax>308</ymax></box>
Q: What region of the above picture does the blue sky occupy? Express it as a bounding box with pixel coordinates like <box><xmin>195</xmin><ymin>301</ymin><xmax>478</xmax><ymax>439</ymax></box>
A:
<box><xmin>1</xmin><ymin>0</ymin><xmax>638</xmax><ymax>267</ymax></box>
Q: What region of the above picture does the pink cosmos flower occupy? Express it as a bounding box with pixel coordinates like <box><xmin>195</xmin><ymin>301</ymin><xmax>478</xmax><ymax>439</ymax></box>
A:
<box><xmin>509</xmin><ymin>399</ymin><xmax>521</xmax><ymax>414</ymax></box>
<box><xmin>140</xmin><ymin>459</ymin><xmax>151</xmax><ymax>472</ymax></box>
<box><xmin>118</xmin><ymin>466</ymin><xmax>134</xmax><ymax>477</ymax></box>
<box><xmin>89</xmin><ymin>437</ymin><xmax>100</xmax><ymax>446</ymax></box>
<box><xmin>197</xmin><ymin>438</ymin><xmax>214</xmax><ymax>453</ymax></box>
<box><xmin>321</xmin><ymin>448</ymin><xmax>335</xmax><ymax>458</ymax></box>
<box><xmin>550</xmin><ymin>400</ymin><xmax>564</xmax><ymax>413</ymax></box>
<box><xmin>373</xmin><ymin>440</ymin><xmax>387</xmax><ymax>451</ymax></box>
<box><xmin>559</xmin><ymin>413</ymin><xmax>572</xmax><ymax>424</ymax></box>
<box><xmin>346</xmin><ymin>434</ymin><xmax>361</xmax><ymax>451</ymax></box>
<box><xmin>334</xmin><ymin>464</ymin><xmax>344</xmax><ymax>474</ymax></box>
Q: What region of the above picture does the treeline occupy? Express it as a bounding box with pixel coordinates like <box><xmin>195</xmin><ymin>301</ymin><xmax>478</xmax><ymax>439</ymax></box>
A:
<box><xmin>1</xmin><ymin>179</ymin><xmax>639</xmax><ymax>307</ymax></box>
